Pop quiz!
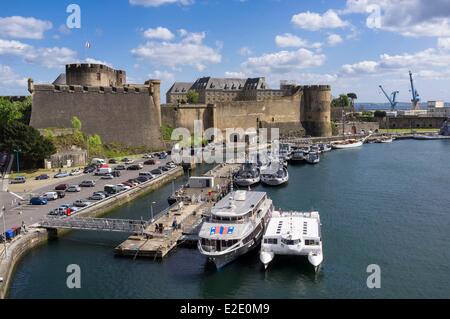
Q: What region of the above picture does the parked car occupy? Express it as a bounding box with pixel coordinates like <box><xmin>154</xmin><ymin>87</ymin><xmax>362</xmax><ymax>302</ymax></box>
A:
<box><xmin>89</xmin><ymin>193</ymin><xmax>106</xmax><ymax>201</ymax></box>
<box><xmin>144</xmin><ymin>159</ymin><xmax>157</xmax><ymax>165</ymax></box>
<box><xmin>66</xmin><ymin>185</ymin><xmax>81</xmax><ymax>193</ymax></box>
<box><xmin>48</xmin><ymin>207</ymin><xmax>67</xmax><ymax>216</ymax></box>
<box><xmin>93</xmin><ymin>191</ymin><xmax>110</xmax><ymax>198</ymax></box>
<box><xmin>56</xmin><ymin>190</ymin><xmax>66</xmax><ymax>199</ymax></box>
<box><xmin>121</xmin><ymin>158</ymin><xmax>131</xmax><ymax>163</ymax></box>
<box><xmin>10</xmin><ymin>176</ymin><xmax>26</xmax><ymax>184</ymax></box>
<box><xmin>54</xmin><ymin>172</ymin><xmax>70</xmax><ymax>178</ymax></box>
<box><xmin>127</xmin><ymin>165</ymin><xmax>142</xmax><ymax>171</ymax></box>
<box><xmin>126</xmin><ymin>180</ymin><xmax>139</xmax><ymax>187</ymax></box>
<box><xmin>159</xmin><ymin>152</ymin><xmax>168</xmax><ymax>159</ymax></box>
<box><xmin>43</xmin><ymin>192</ymin><xmax>58</xmax><ymax>201</ymax></box>
<box><xmin>139</xmin><ymin>172</ymin><xmax>154</xmax><ymax>178</ymax></box>
<box><xmin>55</xmin><ymin>184</ymin><xmax>69</xmax><ymax>191</ymax></box>
<box><xmin>115</xmin><ymin>165</ymin><xmax>127</xmax><ymax>171</ymax></box>
<box><xmin>143</xmin><ymin>154</ymin><xmax>154</xmax><ymax>159</ymax></box>
<box><xmin>115</xmin><ymin>184</ymin><xmax>131</xmax><ymax>192</ymax></box>
<box><xmin>104</xmin><ymin>185</ymin><xmax>120</xmax><ymax>195</ymax></box>
<box><xmin>136</xmin><ymin>176</ymin><xmax>150</xmax><ymax>183</ymax></box>
<box><xmin>35</xmin><ymin>174</ymin><xmax>50</xmax><ymax>180</ymax></box>
<box><xmin>101</xmin><ymin>174</ymin><xmax>114</xmax><ymax>180</ymax></box>
<box><xmin>111</xmin><ymin>171</ymin><xmax>121</xmax><ymax>178</ymax></box>
<box><xmin>166</xmin><ymin>162</ymin><xmax>177</xmax><ymax>169</ymax></box>
<box><xmin>108</xmin><ymin>159</ymin><xmax>118</xmax><ymax>164</ymax></box>
<box><xmin>83</xmin><ymin>166</ymin><xmax>96</xmax><ymax>174</ymax></box>
<box><xmin>122</xmin><ymin>181</ymin><xmax>135</xmax><ymax>188</ymax></box>
<box><xmin>91</xmin><ymin>158</ymin><xmax>106</xmax><ymax>166</ymax></box>
<box><xmin>95</xmin><ymin>167</ymin><xmax>113</xmax><ymax>176</ymax></box>
<box><xmin>80</xmin><ymin>180</ymin><xmax>96</xmax><ymax>187</ymax></box>
<box><xmin>159</xmin><ymin>166</ymin><xmax>169</xmax><ymax>172</ymax></box>
<box><xmin>73</xmin><ymin>200</ymin><xmax>90</xmax><ymax>208</ymax></box>
<box><xmin>30</xmin><ymin>197</ymin><xmax>48</xmax><ymax>205</ymax></box>
<box><xmin>70</xmin><ymin>169</ymin><xmax>82</xmax><ymax>176</ymax></box>
<box><xmin>151</xmin><ymin>169</ymin><xmax>163</xmax><ymax>175</ymax></box>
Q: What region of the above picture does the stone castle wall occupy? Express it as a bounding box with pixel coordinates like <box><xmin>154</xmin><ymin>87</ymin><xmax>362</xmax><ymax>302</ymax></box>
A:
<box><xmin>29</xmin><ymin>80</ymin><xmax>164</xmax><ymax>149</ymax></box>
<box><xmin>66</xmin><ymin>64</ymin><xmax>126</xmax><ymax>87</ymax></box>
<box><xmin>379</xmin><ymin>116</ymin><xmax>447</xmax><ymax>129</ymax></box>
<box><xmin>161</xmin><ymin>104</ymin><xmax>215</xmax><ymax>132</ymax></box>
<box><xmin>301</xmin><ymin>85</ymin><xmax>332</xmax><ymax>137</ymax></box>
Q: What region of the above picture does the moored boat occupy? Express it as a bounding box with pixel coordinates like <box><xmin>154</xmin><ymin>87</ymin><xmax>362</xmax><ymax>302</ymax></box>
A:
<box><xmin>234</xmin><ymin>162</ymin><xmax>260</xmax><ymax>187</ymax></box>
<box><xmin>198</xmin><ymin>190</ymin><xmax>273</xmax><ymax>269</ymax></box>
<box><xmin>261</xmin><ymin>163</ymin><xmax>289</xmax><ymax>186</ymax></box>
<box><xmin>260</xmin><ymin>210</ymin><xmax>323</xmax><ymax>272</ymax></box>
<box><xmin>331</xmin><ymin>139</ymin><xmax>363</xmax><ymax>149</ymax></box>
<box><xmin>305</xmin><ymin>152</ymin><xmax>320</xmax><ymax>164</ymax></box>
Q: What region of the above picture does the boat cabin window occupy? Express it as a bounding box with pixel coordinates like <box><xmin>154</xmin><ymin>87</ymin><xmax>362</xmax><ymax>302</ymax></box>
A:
<box><xmin>305</xmin><ymin>239</ymin><xmax>318</xmax><ymax>246</ymax></box>
<box><xmin>264</xmin><ymin>238</ymin><xmax>278</xmax><ymax>245</ymax></box>
<box><xmin>281</xmin><ymin>238</ymin><xmax>300</xmax><ymax>245</ymax></box>
<box><xmin>201</xmin><ymin>238</ymin><xmax>238</xmax><ymax>252</ymax></box>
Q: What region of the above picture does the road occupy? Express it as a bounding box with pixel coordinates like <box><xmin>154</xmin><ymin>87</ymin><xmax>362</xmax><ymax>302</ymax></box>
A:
<box><xmin>1</xmin><ymin>156</ymin><xmax>174</xmax><ymax>231</ymax></box>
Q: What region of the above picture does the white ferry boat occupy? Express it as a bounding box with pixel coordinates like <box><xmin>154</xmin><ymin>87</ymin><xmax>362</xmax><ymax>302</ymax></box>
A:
<box><xmin>198</xmin><ymin>190</ymin><xmax>273</xmax><ymax>269</ymax></box>
<box><xmin>260</xmin><ymin>211</ymin><xmax>323</xmax><ymax>272</ymax></box>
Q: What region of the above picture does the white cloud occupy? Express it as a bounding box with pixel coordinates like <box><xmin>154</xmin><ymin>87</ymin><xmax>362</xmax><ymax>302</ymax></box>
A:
<box><xmin>0</xmin><ymin>64</ymin><xmax>28</xmax><ymax>94</ymax></box>
<box><xmin>341</xmin><ymin>60</ymin><xmax>379</xmax><ymax>75</ymax></box>
<box><xmin>0</xmin><ymin>39</ymin><xmax>77</xmax><ymax>69</ymax></box>
<box><xmin>327</xmin><ymin>33</ymin><xmax>343</xmax><ymax>46</ymax></box>
<box><xmin>0</xmin><ymin>39</ymin><xmax>31</xmax><ymax>55</ymax></box>
<box><xmin>132</xmin><ymin>29</ymin><xmax>221</xmax><ymax>71</ymax></box>
<box><xmin>438</xmin><ymin>37</ymin><xmax>450</xmax><ymax>51</ymax></box>
<box><xmin>0</xmin><ymin>16</ymin><xmax>52</xmax><ymax>39</ymax></box>
<box><xmin>144</xmin><ymin>27</ymin><xmax>174</xmax><ymax>40</ymax></box>
<box><xmin>343</xmin><ymin>0</ymin><xmax>450</xmax><ymax>37</ymax></box>
<box><xmin>129</xmin><ymin>0</ymin><xmax>193</xmax><ymax>7</ymax></box>
<box><xmin>239</xmin><ymin>47</ymin><xmax>252</xmax><ymax>56</ymax></box>
<box><xmin>292</xmin><ymin>10</ymin><xmax>348</xmax><ymax>31</ymax></box>
<box><xmin>224</xmin><ymin>71</ymin><xmax>247</xmax><ymax>78</ymax></box>
<box><xmin>148</xmin><ymin>70</ymin><xmax>175</xmax><ymax>82</ymax></box>
<box><xmin>84</xmin><ymin>58</ymin><xmax>113</xmax><ymax>68</ymax></box>
<box><xmin>241</xmin><ymin>48</ymin><xmax>326</xmax><ymax>75</ymax></box>
<box><xmin>275</xmin><ymin>33</ymin><xmax>322</xmax><ymax>49</ymax></box>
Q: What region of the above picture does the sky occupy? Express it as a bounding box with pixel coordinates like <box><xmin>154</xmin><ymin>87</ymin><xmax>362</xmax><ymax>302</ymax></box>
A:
<box><xmin>1</xmin><ymin>0</ymin><xmax>450</xmax><ymax>103</ymax></box>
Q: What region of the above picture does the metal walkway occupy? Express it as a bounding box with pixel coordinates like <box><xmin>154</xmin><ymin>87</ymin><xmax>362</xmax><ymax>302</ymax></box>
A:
<box><xmin>41</xmin><ymin>217</ymin><xmax>149</xmax><ymax>234</ymax></box>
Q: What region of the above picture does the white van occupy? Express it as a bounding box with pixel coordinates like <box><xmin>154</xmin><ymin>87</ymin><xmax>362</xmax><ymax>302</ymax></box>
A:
<box><xmin>44</xmin><ymin>192</ymin><xmax>58</xmax><ymax>201</ymax></box>
<box><xmin>95</xmin><ymin>167</ymin><xmax>112</xmax><ymax>176</ymax></box>
<box><xmin>91</xmin><ymin>158</ymin><xmax>106</xmax><ymax>165</ymax></box>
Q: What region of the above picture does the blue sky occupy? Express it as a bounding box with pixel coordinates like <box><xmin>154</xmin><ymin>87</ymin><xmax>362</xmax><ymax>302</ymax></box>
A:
<box><xmin>1</xmin><ymin>0</ymin><xmax>450</xmax><ymax>103</ymax></box>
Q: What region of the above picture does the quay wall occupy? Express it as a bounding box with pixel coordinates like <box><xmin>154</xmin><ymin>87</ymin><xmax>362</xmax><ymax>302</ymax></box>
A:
<box><xmin>0</xmin><ymin>229</ymin><xmax>49</xmax><ymax>299</ymax></box>
<box><xmin>0</xmin><ymin>166</ymin><xmax>184</xmax><ymax>299</ymax></box>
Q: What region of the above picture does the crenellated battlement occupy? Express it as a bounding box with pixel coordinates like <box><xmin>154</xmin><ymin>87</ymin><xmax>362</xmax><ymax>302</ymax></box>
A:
<box><xmin>66</xmin><ymin>63</ymin><xmax>125</xmax><ymax>75</ymax></box>
<box><xmin>31</xmin><ymin>83</ymin><xmax>153</xmax><ymax>94</ymax></box>
<box><xmin>302</xmin><ymin>85</ymin><xmax>331</xmax><ymax>91</ymax></box>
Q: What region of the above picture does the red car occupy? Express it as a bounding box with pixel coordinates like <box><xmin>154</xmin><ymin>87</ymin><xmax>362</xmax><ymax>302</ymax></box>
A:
<box><xmin>54</xmin><ymin>184</ymin><xmax>69</xmax><ymax>191</ymax></box>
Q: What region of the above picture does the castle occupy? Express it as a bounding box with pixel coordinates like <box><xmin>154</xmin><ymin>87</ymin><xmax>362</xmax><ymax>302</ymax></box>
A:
<box><xmin>29</xmin><ymin>63</ymin><xmax>332</xmax><ymax>149</ymax></box>
<box><xmin>164</xmin><ymin>77</ymin><xmax>332</xmax><ymax>138</ymax></box>
<box><xmin>29</xmin><ymin>63</ymin><xmax>164</xmax><ymax>149</ymax></box>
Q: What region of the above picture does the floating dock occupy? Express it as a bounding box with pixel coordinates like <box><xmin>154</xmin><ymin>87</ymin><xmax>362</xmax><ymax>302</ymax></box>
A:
<box><xmin>114</xmin><ymin>163</ymin><xmax>240</xmax><ymax>259</ymax></box>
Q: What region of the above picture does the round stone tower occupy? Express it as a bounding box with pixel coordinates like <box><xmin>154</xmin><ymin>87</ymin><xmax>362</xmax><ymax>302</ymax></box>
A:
<box><xmin>65</xmin><ymin>63</ymin><xmax>126</xmax><ymax>87</ymax></box>
<box><xmin>301</xmin><ymin>85</ymin><xmax>332</xmax><ymax>137</ymax></box>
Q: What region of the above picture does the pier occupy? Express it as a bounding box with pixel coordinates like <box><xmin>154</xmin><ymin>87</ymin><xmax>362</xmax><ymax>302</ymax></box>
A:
<box><xmin>115</xmin><ymin>163</ymin><xmax>240</xmax><ymax>259</ymax></box>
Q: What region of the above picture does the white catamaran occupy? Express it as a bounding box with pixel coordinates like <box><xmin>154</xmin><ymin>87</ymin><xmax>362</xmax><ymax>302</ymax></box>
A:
<box><xmin>198</xmin><ymin>190</ymin><xmax>273</xmax><ymax>269</ymax></box>
<box><xmin>260</xmin><ymin>211</ymin><xmax>323</xmax><ymax>272</ymax></box>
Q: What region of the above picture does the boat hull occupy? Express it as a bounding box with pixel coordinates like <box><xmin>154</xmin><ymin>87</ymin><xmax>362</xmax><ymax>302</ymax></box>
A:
<box><xmin>234</xmin><ymin>177</ymin><xmax>260</xmax><ymax>187</ymax></box>
<box><xmin>332</xmin><ymin>141</ymin><xmax>363</xmax><ymax>149</ymax></box>
<box><xmin>413</xmin><ymin>135</ymin><xmax>450</xmax><ymax>140</ymax></box>
<box><xmin>261</xmin><ymin>176</ymin><xmax>288</xmax><ymax>186</ymax></box>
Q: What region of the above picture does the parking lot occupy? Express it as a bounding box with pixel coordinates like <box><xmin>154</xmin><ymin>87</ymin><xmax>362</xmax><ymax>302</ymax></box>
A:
<box><xmin>2</xmin><ymin>154</ymin><xmax>175</xmax><ymax>230</ymax></box>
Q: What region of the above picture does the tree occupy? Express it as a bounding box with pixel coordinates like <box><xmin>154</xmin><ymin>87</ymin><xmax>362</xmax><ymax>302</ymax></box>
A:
<box><xmin>0</xmin><ymin>121</ymin><xmax>56</xmax><ymax>169</ymax></box>
<box><xmin>331</xmin><ymin>94</ymin><xmax>350</xmax><ymax>108</ymax></box>
<box><xmin>0</xmin><ymin>97</ymin><xmax>32</xmax><ymax>126</ymax></box>
<box><xmin>186</xmin><ymin>90</ymin><xmax>199</xmax><ymax>104</ymax></box>
<box><xmin>347</xmin><ymin>93</ymin><xmax>358</xmax><ymax>109</ymax></box>
<box><xmin>71</xmin><ymin>116</ymin><xmax>82</xmax><ymax>130</ymax></box>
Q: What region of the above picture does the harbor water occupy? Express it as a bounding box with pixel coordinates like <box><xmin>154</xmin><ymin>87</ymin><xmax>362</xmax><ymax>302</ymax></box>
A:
<box><xmin>7</xmin><ymin>140</ymin><xmax>450</xmax><ymax>299</ymax></box>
